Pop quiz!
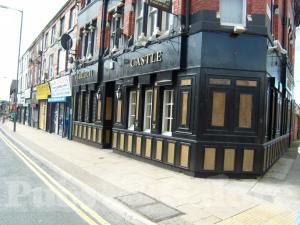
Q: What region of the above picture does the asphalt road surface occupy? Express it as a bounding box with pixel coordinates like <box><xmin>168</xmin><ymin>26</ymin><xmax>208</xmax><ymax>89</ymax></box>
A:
<box><xmin>0</xmin><ymin>132</ymin><xmax>131</xmax><ymax>225</ymax></box>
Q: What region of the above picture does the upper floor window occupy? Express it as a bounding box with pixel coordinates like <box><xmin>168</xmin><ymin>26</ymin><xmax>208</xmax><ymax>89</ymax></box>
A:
<box><xmin>69</xmin><ymin>7</ymin><xmax>75</xmax><ymax>29</ymax></box>
<box><xmin>80</xmin><ymin>20</ymin><xmax>97</xmax><ymax>59</ymax></box>
<box><xmin>110</xmin><ymin>8</ymin><xmax>125</xmax><ymax>52</ymax></box>
<box><xmin>147</xmin><ymin>6</ymin><xmax>158</xmax><ymax>37</ymax></box>
<box><xmin>60</xmin><ymin>16</ymin><xmax>65</xmax><ymax>36</ymax></box>
<box><xmin>48</xmin><ymin>54</ymin><xmax>54</xmax><ymax>79</ymax></box>
<box><xmin>220</xmin><ymin>0</ymin><xmax>246</xmax><ymax>27</ymax></box>
<box><xmin>134</xmin><ymin>0</ymin><xmax>174</xmax><ymax>41</ymax></box>
<box><xmin>135</xmin><ymin>0</ymin><xmax>144</xmax><ymax>40</ymax></box>
<box><xmin>51</xmin><ymin>25</ymin><xmax>56</xmax><ymax>45</ymax></box>
<box><xmin>44</xmin><ymin>32</ymin><xmax>49</xmax><ymax>49</ymax></box>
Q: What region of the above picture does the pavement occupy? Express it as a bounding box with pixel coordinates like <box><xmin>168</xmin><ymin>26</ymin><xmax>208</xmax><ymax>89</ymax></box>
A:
<box><xmin>0</xmin><ymin>121</ymin><xmax>300</xmax><ymax>225</ymax></box>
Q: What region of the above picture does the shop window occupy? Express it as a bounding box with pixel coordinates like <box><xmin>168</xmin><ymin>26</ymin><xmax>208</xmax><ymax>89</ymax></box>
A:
<box><xmin>211</xmin><ymin>92</ymin><xmax>226</xmax><ymax>127</ymax></box>
<box><xmin>239</xmin><ymin>93</ymin><xmax>253</xmax><ymax>129</ymax></box>
<box><xmin>116</xmin><ymin>100</ymin><xmax>122</xmax><ymax>123</ymax></box>
<box><xmin>162</xmin><ymin>90</ymin><xmax>174</xmax><ymax>136</ymax></box>
<box><xmin>128</xmin><ymin>91</ymin><xmax>137</xmax><ymax>130</ymax></box>
<box><xmin>180</xmin><ymin>92</ymin><xmax>189</xmax><ymax>126</ymax></box>
<box><xmin>220</xmin><ymin>0</ymin><xmax>246</xmax><ymax>27</ymax></box>
<box><xmin>144</xmin><ymin>90</ymin><xmax>153</xmax><ymax>132</ymax></box>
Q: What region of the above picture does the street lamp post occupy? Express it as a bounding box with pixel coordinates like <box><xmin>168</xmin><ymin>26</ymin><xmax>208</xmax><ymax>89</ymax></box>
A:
<box><xmin>0</xmin><ymin>5</ymin><xmax>23</xmax><ymax>132</ymax></box>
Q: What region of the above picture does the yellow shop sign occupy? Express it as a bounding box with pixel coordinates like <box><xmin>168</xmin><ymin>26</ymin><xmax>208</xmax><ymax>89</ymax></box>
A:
<box><xmin>36</xmin><ymin>83</ymin><xmax>51</xmax><ymax>100</ymax></box>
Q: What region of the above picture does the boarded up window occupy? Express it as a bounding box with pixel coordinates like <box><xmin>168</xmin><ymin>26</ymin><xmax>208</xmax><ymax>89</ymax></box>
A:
<box><xmin>242</xmin><ymin>149</ymin><xmax>254</xmax><ymax>172</ymax></box>
<box><xmin>209</xmin><ymin>78</ymin><xmax>231</xmax><ymax>85</ymax></box>
<box><xmin>97</xmin><ymin>99</ymin><xmax>102</xmax><ymax>121</ymax></box>
<box><xmin>223</xmin><ymin>148</ymin><xmax>235</xmax><ymax>171</ymax></box>
<box><xmin>204</xmin><ymin>148</ymin><xmax>216</xmax><ymax>170</ymax></box>
<box><xmin>239</xmin><ymin>94</ymin><xmax>252</xmax><ymax>128</ymax></box>
<box><xmin>105</xmin><ymin>97</ymin><xmax>112</xmax><ymax>120</ymax></box>
<box><xmin>212</xmin><ymin>92</ymin><xmax>226</xmax><ymax>127</ymax></box>
<box><xmin>181</xmin><ymin>92</ymin><xmax>189</xmax><ymax>126</ymax></box>
<box><xmin>236</xmin><ymin>80</ymin><xmax>257</xmax><ymax>87</ymax></box>
<box><xmin>117</xmin><ymin>100</ymin><xmax>122</xmax><ymax>123</ymax></box>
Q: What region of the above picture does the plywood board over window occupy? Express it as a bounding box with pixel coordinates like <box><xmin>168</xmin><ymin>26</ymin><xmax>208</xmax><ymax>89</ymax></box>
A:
<box><xmin>223</xmin><ymin>148</ymin><xmax>235</xmax><ymax>171</ymax></box>
<box><xmin>181</xmin><ymin>92</ymin><xmax>189</xmax><ymax>126</ymax></box>
<box><xmin>204</xmin><ymin>148</ymin><xmax>216</xmax><ymax>170</ymax></box>
<box><xmin>117</xmin><ymin>100</ymin><xmax>122</xmax><ymax>123</ymax></box>
<box><xmin>212</xmin><ymin>92</ymin><xmax>226</xmax><ymax>127</ymax></box>
<box><xmin>180</xmin><ymin>145</ymin><xmax>190</xmax><ymax>168</ymax></box>
<box><xmin>243</xmin><ymin>149</ymin><xmax>254</xmax><ymax>172</ymax></box>
<box><xmin>155</xmin><ymin>140</ymin><xmax>163</xmax><ymax>161</ymax></box>
<box><xmin>239</xmin><ymin>94</ymin><xmax>253</xmax><ymax>128</ymax></box>
<box><xmin>167</xmin><ymin>142</ymin><xmax>175</xmax><ymax>164</ymax></box>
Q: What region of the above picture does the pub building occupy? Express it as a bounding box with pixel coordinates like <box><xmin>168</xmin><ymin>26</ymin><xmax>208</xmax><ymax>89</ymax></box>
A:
<box><xmin>72</xmin><ymin>0</ymin><xmax>109</xmax><ymax>147</ymax></box>
<box><xmin>100</xmin><ymin>0</ymin><xmax>300</xmax><ymax>177</ymax></box>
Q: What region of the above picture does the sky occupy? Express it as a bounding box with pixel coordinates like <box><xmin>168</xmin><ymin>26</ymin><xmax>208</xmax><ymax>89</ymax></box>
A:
<box><xmin>0</xmin><ymin>0</ymin><xmax>69</xmax><ymax>101</ymax></box>
<box><xmin>0</xmin><ymin>1</ymin><xmax>299</xmax><ymax>104</ymax></box>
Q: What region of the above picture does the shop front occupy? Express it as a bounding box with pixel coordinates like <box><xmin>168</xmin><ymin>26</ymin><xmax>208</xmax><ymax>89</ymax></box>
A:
<box><xmin>31</xmin><ymin>88</ymin><xmax>39</xmax><ymax>128</ymax></box>
<box><xmin>24</xmin><ymin>88</ymin><xmax>32</xmax><ymax>126</ymax></box>
<box><xmin>49</xmin><ymin>76</ymin><xmax>72</xmax><ymax>138</ymax></box>
<box><xmin>36</xmin><ymin>82</ymin><xmax>51</xmax><ymax>131</ymax></box>
<box><xmin>17</xmin><ymin>92</ymin><xmax>26</xmax><ymax>124</ymax></box>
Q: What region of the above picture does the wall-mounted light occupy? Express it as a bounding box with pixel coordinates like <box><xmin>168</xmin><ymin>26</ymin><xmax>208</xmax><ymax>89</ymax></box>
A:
<box><xmin>115</xmin><ymin>86</ymin><xmax>122</xmax><ymax>99</ymax></box>
<box><xmin>96</xmin><ymin>88</ymin><xmax>102</xmax><ymax>100</ymax></box>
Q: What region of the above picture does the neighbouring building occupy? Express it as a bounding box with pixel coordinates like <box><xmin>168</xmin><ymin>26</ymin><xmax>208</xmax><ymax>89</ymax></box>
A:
<box><xmin>9</xmin><ymin>80</ymin><xmax>17</xmax><ymax>115</ymax></box>
<box><xmin>291</xmin><ymin>101</ymin><xmax>300</xmax><ymax>142</ymax></box>
<box><xmin>27</xmin><ymin>34</ymin><xmax>44</xmax><ymax>128</ymax></box>
<box><xmin>100</xmin><ymin>0</ymin><xmax>300</xmax><ymax>177</ymax></box>
<box><xmin>17</xmin><ymin>52</ymin><xmax>29</xmax><ymax>125</ymax></box>
<box><xmin>43</xmin><ymin>0</ymin><xmax>77</xmax><ymax>138</ymax></box>
<box><xmin>72</xmin><ymin>0</ymin><xmax>106</xmax><ymax>146</ymax></box>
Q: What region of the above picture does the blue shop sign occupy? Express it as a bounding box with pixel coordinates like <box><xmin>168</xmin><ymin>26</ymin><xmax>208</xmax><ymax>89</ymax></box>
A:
<box><xmin>48</xmin><ymin>97</ymin><xmax>68</xmax><ymax>103</ymax></box>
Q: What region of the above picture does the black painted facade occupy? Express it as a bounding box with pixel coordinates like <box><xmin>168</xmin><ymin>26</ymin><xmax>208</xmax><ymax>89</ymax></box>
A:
<box><xmin>73</xmin><ymin>2</ymin><xmax>298</xmax><ymax>177</ymax></box>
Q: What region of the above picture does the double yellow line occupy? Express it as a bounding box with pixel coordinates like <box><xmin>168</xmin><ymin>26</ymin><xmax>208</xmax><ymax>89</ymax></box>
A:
<box><xmin>0</xmin><ymin>132</ymin><xmax>111</xmax><ymax>225</ymax></box>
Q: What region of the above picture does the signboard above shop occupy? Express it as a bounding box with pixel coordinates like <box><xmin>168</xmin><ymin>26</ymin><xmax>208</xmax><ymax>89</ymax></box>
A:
<box><xmin>36</xmin><ymin>82</ymin><xmax>51</xmax><ymax>100</ymax></box>
<box><xmin>50</xmin><ymin>75</ymin><xmax>72</xmax><ymax>98</ymax></box>
<box><xmin>146</xmin><ymin>0</ymin><xmax>172</xmax><ymax>13</ymax></box>
<box><xmin>73</xmin><ymin>69</ymin><xmax>98</xmax><ymax>86</ymax></box>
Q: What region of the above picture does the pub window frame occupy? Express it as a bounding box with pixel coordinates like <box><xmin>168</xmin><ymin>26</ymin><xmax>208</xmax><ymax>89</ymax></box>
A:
<box><xmin>162</xmin><ymin>89</ymin><xmax>174</xmax><ymax>136</ymax></box>
<box><xmin>143</xmin><ymin>89</ymin><xmax>153</xmax><ymax>132</ymax></box>
<box><xmin>234</xmin><ymin>80</ymin><xmax>259</xmax><ymax>132</ymax></box>
<box><xmin>128</xmin><ymin>90</ymin><xmax>137</xmax><ymax>130</ymax></box>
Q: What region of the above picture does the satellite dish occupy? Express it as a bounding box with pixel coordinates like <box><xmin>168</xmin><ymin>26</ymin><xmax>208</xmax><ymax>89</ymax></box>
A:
<box><xmin>61</xmin><ymin>34</ymin><xmax>73</xmax><ymax>50</ymax></box>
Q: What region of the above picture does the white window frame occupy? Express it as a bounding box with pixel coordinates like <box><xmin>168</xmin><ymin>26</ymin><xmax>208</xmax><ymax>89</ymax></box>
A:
<box><xmin>147</xmin><ymin>6</ymin><xmax>158</xmax><ymax>37</ymax></box>
<box><xmin>162</xmin><ymin>89</ymin><xmax>174</xmax><ymax>136</ymax></box>
<box><xmin>161</xmin><ymin>11</ymin><xmax>174</xmax><ymax>33</ymax></box>
<box><xmin>49</xmin><ymin>54</ymin><xmax>54</xmax><ymax>79</ymax></box>
<box><xmin>220</xmin><ymin>0</ymin><xmax>247</xmax><ymax>27</ymax></box>
<box><xmin>128</xmin><ymin>91</ymin><xmax>137</xmax><ymax>130</ymax></box>
<box><xmin>143</xmin><ymin>90</ymin><xmax>153</xmax><ymax>132</ymax></box>
<box><xmin>135</xmin><ymin>0</ymin><xmax>144</xmax><ymax>41</ymax></box>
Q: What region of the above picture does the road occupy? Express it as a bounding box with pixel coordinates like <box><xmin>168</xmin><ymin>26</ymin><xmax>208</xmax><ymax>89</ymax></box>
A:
<box><xmin>0</xmin><ymin>132</ymin><xmax>131</xmax><ymax>225</ymax></box>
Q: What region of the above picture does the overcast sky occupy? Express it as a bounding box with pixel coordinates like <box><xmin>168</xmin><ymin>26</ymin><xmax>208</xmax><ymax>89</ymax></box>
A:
<box><xmin>0</xmin><ymin>1</ymin><xmax>299</xmax><ymax>104</ymax></box>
